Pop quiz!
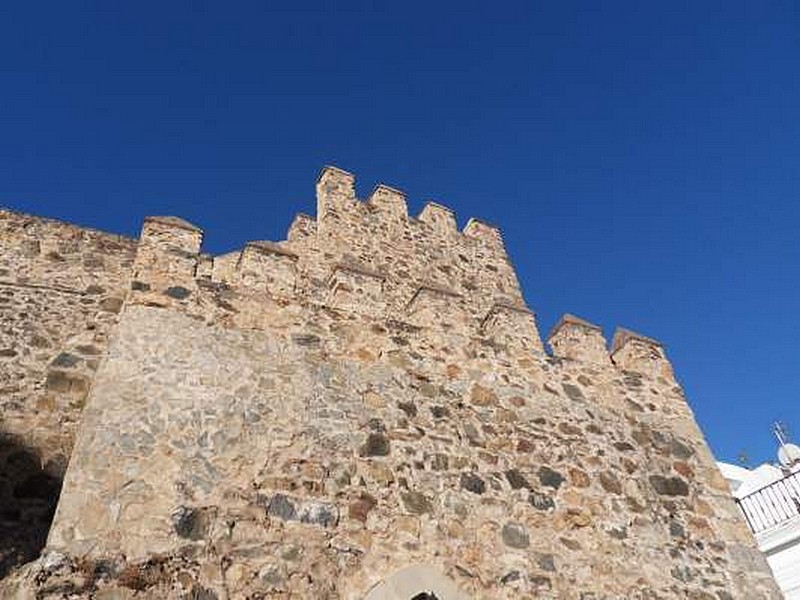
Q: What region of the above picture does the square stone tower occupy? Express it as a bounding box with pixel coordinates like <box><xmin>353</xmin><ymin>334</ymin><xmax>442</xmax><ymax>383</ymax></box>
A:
<box><xmin>0</xmin><ymin>168</ymin><xmax>780</xmax><ymax>598</ymax></box>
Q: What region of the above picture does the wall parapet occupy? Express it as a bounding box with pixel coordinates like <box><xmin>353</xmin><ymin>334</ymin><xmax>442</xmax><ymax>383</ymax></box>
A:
<box><xmin>117</xmin><ymin>168</ymin><xmax>687</xmax><ymax>380</ymax></box>
<box><xmin>122</xmin><ymin>166</ymin><xmax>543</xmax><ymax>348</ymax></box>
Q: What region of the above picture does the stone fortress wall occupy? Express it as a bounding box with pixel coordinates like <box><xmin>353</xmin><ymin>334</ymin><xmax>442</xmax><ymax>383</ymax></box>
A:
<box><xmin>0</xmin><ymin>211</ymin><xmax>136</xmax><ymax>576</ymax></box>
<box><xmin>0</xmin><ymin>168</ymin><xmax>782</xmax><ymax>598</ymax></box>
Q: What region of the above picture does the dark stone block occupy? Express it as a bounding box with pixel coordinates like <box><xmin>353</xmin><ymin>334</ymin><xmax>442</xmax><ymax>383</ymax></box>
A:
<box><xmin>669</xmin><ymin>520</ymin><xmax>685</xmax><ymax>538</ymax></box>
<box><xmin>131</xmin><ymin>280</ymin><xmax>151</xmax><ymax>291</ymax></box>
<box><xmin>460</xmin><ymin>472</ymin><xmax>486</xmax><ymax>494</ymax></box>
<box><xmin>349</xmin><ymin>493</ymin><xmax>377</xmax><ymax>523</ymax></box>
<box><xmin>364</xmin><ymin>419</ymin><xmax>385</xmax><ymax>433</ymax></box>
<box><xmin>649</xmin><ymin>475</ymin><xmax>689</xmax><ymax>497</ymax></box>
<box><xmin>670</xmin><ymin>439</ymin><xmax>695</xmax><ymax>459</ymax></box>
<box><xmin>164</xmin><ymin>286</ymin><xmax>191</xmax><ymax>300</ymax></box>
<box><xmin>267</xmin><ymin>494</ymin><xmax>297</xmax><ymax>521</ymax></box>
<box><xmin>397</xmin><ymin>401</ymin><xmax>417</xmax><ymax>417</ymax></box>
<box><xmin>537</xmin><ymin>553</ymin><xmax>556</xmax><ymax>572</ymax></box>
<box><xmin>51</xmin><ymin>352</ymin><xmax>81</xmax><ymax>368</ymax></box>
<box><xmin>538</xmin><ymin>466</ymin><xmax>565</xmax><ymax>489</ymax></box>
<box><xmin>430</xmin><ymin>405</ymin><xmax>449</xmax><ymax>419</ymax></box>
<box><xmin>292</xmin><ymin>334</ymin><xmax>321</xmax><ymax>347</ymax></box>
<box><xmin>171</xmin><ymin>506</ymin><xmax>211</xmax><ymax>540</ymax></box>
<box><xmin>505</xmin><ymin>468</ymin><xmax>529</xmax><ymax>490</ymax></box>
<box><xmin>359</xmin><ymin>433</ymin><xmax>390</xmax><ymax>457</ymax></box>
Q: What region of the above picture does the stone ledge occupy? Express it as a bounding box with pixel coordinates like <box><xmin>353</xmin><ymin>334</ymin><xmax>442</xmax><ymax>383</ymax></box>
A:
<box><xmin>611</xmin><ymin>327</ymin><xmax>663</xmax><ymax>354</ymax></box>
<box><xmin>143</xmin><ymin>216</ymin><xmax>202</xmax><ymax>233</ymax></box>
<box><xmin>547</xmin><ymin>313</ymin><xmax>603</xmax><ymax>342</ymax></box>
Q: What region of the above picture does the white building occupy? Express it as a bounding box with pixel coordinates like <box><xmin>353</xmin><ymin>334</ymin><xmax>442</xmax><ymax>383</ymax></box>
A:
<box><xmin>718</xmin><ymin>440</ymin><xmax>800</xmax><ymax>599</ymax></box>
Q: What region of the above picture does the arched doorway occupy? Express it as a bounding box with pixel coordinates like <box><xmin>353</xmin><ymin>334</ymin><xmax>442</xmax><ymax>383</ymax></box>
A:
<box><xmin>363</xmin><ymin>565</ymin><xmax>470</xmax><ymax>600</ymax></box>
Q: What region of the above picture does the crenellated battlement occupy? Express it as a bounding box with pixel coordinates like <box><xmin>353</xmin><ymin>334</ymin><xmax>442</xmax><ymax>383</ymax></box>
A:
<box><xmin>0</xmin><ymin>168</ymin><xmax>682</xmax><ymax>380</ymax></box>
<box><xmin>122</xmin><ymin>167</ymin><xmax>682</xmax><ymax>377</ymax></box>
<box><xmin>127</xmin><ymin>166</ymin><xmax>541</xmax><ymax>347</ymax></box>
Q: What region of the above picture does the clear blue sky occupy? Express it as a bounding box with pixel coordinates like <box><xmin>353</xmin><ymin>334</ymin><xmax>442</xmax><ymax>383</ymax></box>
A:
<box><xmin>1</xmin><ymin>1</ymin><xmax>798</xmax><ymax>466</ymax></box>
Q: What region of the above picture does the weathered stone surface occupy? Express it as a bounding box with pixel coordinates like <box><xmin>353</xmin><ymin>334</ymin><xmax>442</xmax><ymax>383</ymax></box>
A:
<box><xmin>348</xmin><ymin>493</ymin><xmax>377</xmax><ymax>523</ymax></box>
<box><xmin>470</xmin><ymin>383</ymin><xmax>497</xmax><ymax>406</ymax></box>
<box><xmin>562</xmin><ymin>383</ymin><xmax>585</xmax><ymax>401</ymax></box>
<box><xmin>0</xmin><ymin>171</ymin><xmax>781</xmax><ymax>599</ymax></box>
<box><xmin>400</xmin><ymin>491</ymin><xmax>432</xmax><ymax>515</ymax></box>
<box><xmin>598</xmin><ymin>471</ymin><xmax>622</xmax><ymax>494</ymax></box>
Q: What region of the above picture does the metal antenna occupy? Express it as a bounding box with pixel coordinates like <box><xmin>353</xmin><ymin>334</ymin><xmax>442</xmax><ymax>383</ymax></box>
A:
<box><xmin>774</xmin><ymin>421</ymin><xmax>790</xmax><ymax>447</ymax></box>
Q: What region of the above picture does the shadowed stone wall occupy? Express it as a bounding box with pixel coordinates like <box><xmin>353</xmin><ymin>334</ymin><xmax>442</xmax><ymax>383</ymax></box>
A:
<box><xmin>0</xmin><ymin>170</ymin><xmax>781</xmax><ymax>599</ymax></box>
<box><xmin>0</xmin><ymin>210</ymin><xmax>136</xmax><ymax>577</ymax></box>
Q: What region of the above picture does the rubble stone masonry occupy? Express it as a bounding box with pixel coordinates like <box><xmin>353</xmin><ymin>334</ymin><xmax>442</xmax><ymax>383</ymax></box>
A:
<box><xmin>0</xmin><ymin>168</ymin><xmax>781</xmax><ymax>598</ymax></box>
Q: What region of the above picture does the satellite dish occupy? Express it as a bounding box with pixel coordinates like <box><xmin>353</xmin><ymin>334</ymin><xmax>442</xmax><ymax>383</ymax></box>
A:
<box><xmin>777</xmin><ymin>443</ymin><xmax>800</xmax><ymax>467</ymax></box>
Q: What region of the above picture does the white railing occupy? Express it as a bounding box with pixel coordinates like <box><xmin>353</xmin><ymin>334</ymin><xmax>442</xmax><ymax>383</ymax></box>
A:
<box><xmin>737</xmin><ymin>470</ymin><xmax>800</xmax><ymax>534</ymax></box>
